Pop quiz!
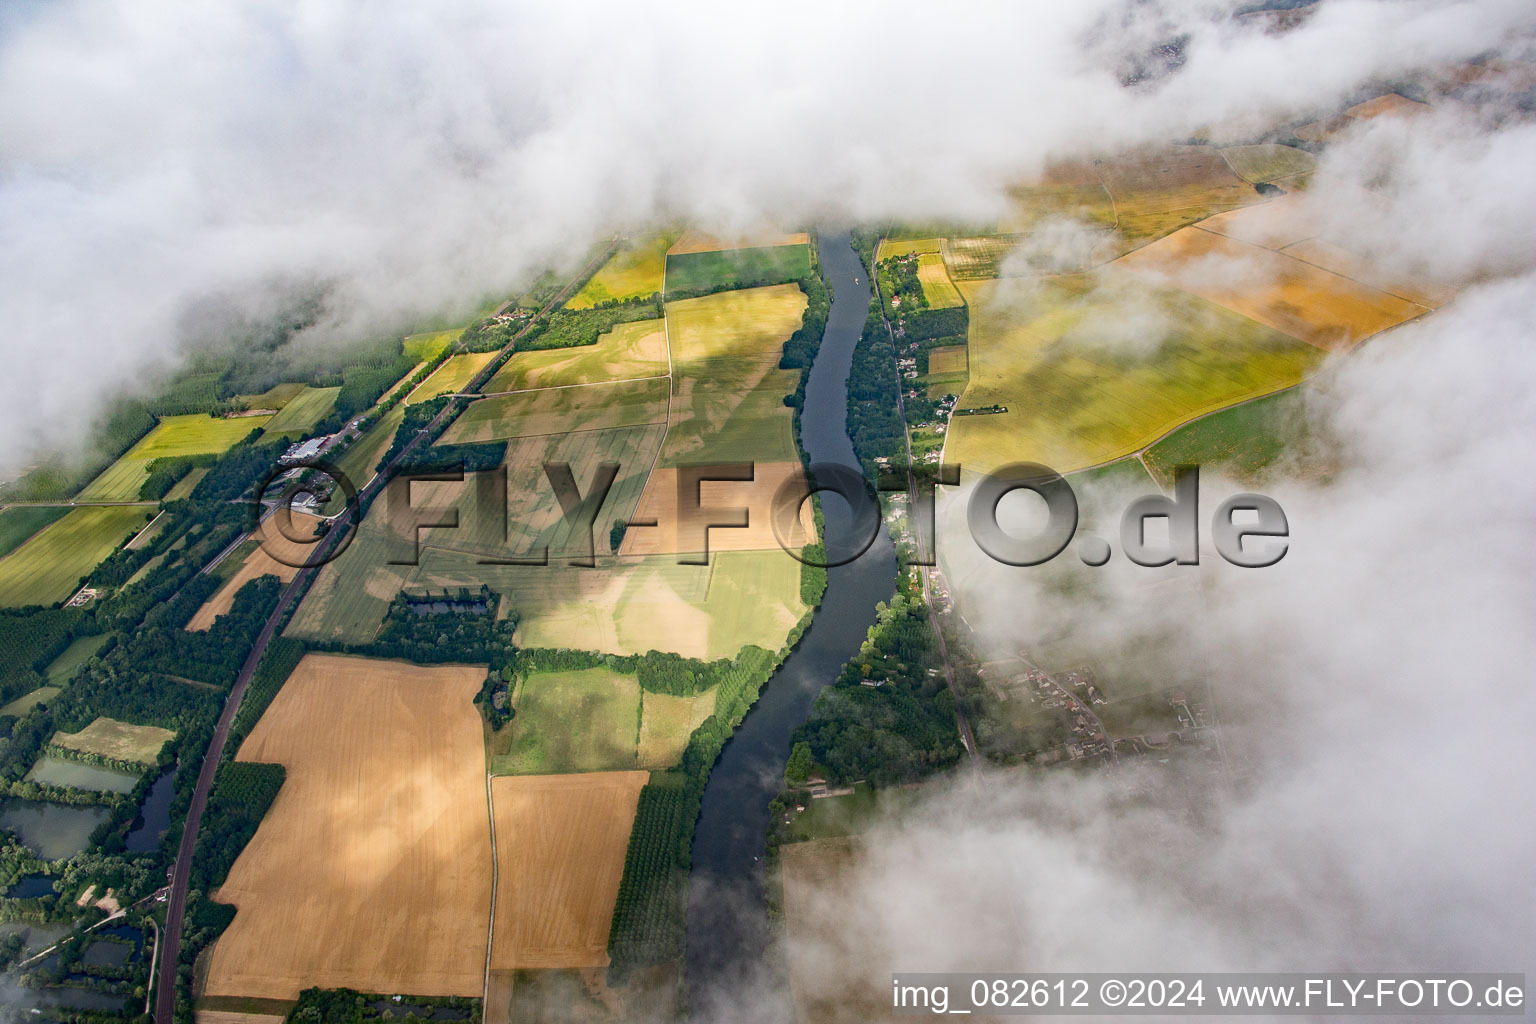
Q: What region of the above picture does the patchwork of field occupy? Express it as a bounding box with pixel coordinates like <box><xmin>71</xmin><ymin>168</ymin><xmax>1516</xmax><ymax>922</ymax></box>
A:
<box><xmin>1220</xmin><ymin>144</ymin><xmax>1316</xmax><ymax>185</ymax></box>
<box><xmin>0</xmin><ymin>505</ymin><xmax>149</xmax><ymax>607</ymax></box>
<box><xmin>1143</xmin><ymin>386</ymin><xmax>1333</xmax><ymax>487</ymax></box>
<box><xmin>946</xmin><ymin>276</ymin><xmax>1323</xmax><ymax>474</ymax></box>
<box><xmin>875</xmin><ymin>237</ymin><xmax>941</xmax><ymax>261</ymax></box>
<box><xmin>52</xmin><ymin>716</ymin><xmax>174</xmax><ymax>764</ymax></box>
<box><xmin>488</xmin><ymin>772</ymin><xmax>648</xmax><ymax>969</ymax></box>
<box><xmin>916</xmin><ymin>253</ymin><xmax>963</xmax><ymax>308</ymax></box>
<box><xmin>77</xmin><ymin>414</ymin><xmax>270</xmax><ymax>502</ymax></box>
<box><xmin>324</xmin><ymin>403</ymin><xmax>404</xmax><ymax>508</ymax></box>
<box><xmin>665</xmin><ymin>243</ymin><xmax>812</xmax><ymax>296</ymax></box>
<box><xmin>657</xmin><ymin>284</ymin><xmax>805</xmax><ymax>466</ymax></box>
<box><xmin>618</xmin><ymin>462</ymin><xmax>814</xmax><ymax>558</ymax></box>
<box><xmin>485</xmin><ymin>318</ymin><xmax>668</xmax><ymax>392</ymax></box>
<box><xmin>1094</xmin><ymin>145</ymin><xmax>1263</xmax><ymax>253</ymax></box>
<box><xmin>1296</xmin><ymin>92</ymin><xmax>1432</xmax><ymax>143</ymax></box>
<box><xmin>403</xmin><ymin>328</ymin><xmax>462</xmax><ymax>362</ymax></box>
<box><xmin>442</xmin><ymin>378</ymin><xmax>669</xmax><ymax>444</ymax></box>
<box><xmin>567</xmin><ymin>234</ymin><xmax>676</xmax><ymax>309</ymax></box>
<box><xmin>1116</xmin><ymin>225</ymin><xmax>1432</xmax><ymax>350</ymax></box>
<box><xmin>406</xmin><ymin>352</ymin><xmax>497</xmax><ymax>404</ymax></box>
<box><xmin>186</xmin><ymin>512</ymin><xmax>325</xmax><ymax>631</ymax></box>
<box><xmin>259</xmin><ymin>387</ymin><xmax>340</xmax><ymax>439</ymax></box>
<box><xmin>667</xmin><ymin>230</ymin><xmax>810</xmax><ymax>255</ymax></box>
<box><xmin>206</xmin><ymin>655</ymin><xmax>491</xmax><ymax>1000</ymax></box>
<box><xmin>0</xmin><ymin>506</ymin><xmax>69</xmax><ymax>560</ymax></box>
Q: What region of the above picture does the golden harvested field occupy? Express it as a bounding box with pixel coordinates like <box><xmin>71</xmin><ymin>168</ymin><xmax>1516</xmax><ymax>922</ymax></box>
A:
<box><xmin>619</xmin><ymin>461</ymin><xmax>814</xmax><ymax>557</ymax></box>
<box><xmin>660</xmin><ymin>284</ymin><xmax>805</xmax><ymax>466</ymax></box>
<box><xmin>638</xmin><ymin>689</ymin><xmax>716</xmax><ymax>768</ymax></box>
<box><xmin>195</xmin><ymin>1013</ymin><xmax>286</xmax><ymax>1024</ymax></box>
<box><xmin>441</xmin><ymin>377</ymin><xmax>669</xmax><ymax>444</ymax></box>
<box><xmin>916</xmin><ymin>253</ymin><xmax>963</xmax><ymax>308</ymax></box>
<box><xmin>485</xmin><ymin>318</ymin><xmax>669</xmax><ymax>392</ymax></box>
<box><xmin>941</xmin><ymin>235</ymin><xmax>1021</xmax><ymax>281</ymax></box>
<box><xmin>1220</xmin><ymin>144</ymin><xmax>1317</xmax><ymax>184</ymax></box>
<box><xmin>567</xmin><ymin>234</ymin><xmax>676</xmax><ymax>309</ymax></box>
<box><xmin>52</xmin><ymin>717</ymin><xmax>174</xmax><ymax>764</ymax></box>
<box><xmin>1116</xmin><ymin>226</ymin><xmax>1431</xmax><ymax>350</ymax></box>
<box><xmin>489</xmin><ymin>772</ymin><xmax>648</xmax><ymax>969</ymax></box>
<box><xmin>406</xmin><ymin>352</ymin><xmax>497</xmax><ymax>404</ymax></box>
<box><xmin>668</xmin><ymin>229</ymin><xmax>810</xmax><ymax>255</ymax></box>
<box><xmin>1345</xmin><ymin>91</ymin><xmax>1431</xmax><ymax>121</ymax></box>
<box><xmin>876</xmin><ymin>237</ymin><xmax>941</xmax><ymax>261</ymax></box>
<box><xmin>78</xmin><ymin>414</ymin><xmax>272</xmax><ymax>502</ymax></box>
<box><xmin>1279</xmin><ymin>237</ymin><xmax>1456</xmax><ymax>309</ymax></box>
<box><xmin>926</xmin><ymin>345</ymin><xmax>968</xmax><ymax>376</ymax></box>
<box><xmin>186</xmin><ymin>513</ymin><xmax>325</xmax><ymax>631</ymax></box>
<box><xmin>206</xmin><ymin>655</ymin><xmax>491</xmax><ymax>1001</ymax></box>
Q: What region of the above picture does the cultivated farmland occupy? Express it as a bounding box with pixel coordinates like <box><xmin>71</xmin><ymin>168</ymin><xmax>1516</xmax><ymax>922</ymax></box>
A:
<box><xmin>186</xmin><ymin>512</ymin><xmax>325</xmax><ymax>631</ymax></box>
<box><xmin>206</xmin><ymin>655</ymin><xmax>491</xmax><ymax>1000</ymax></box>
<box><xmin>0</xmin><ymin>506</ymin><xmax>69</xmax><ymax>560</ymax></box>
<box><xmin>876</xmin><ymin>237</ymin><xmax>941</xmax><ymax>261</ymax></box>
<box><xmin>325</xmin><ymin>402</ymin><xmax>404</xmax><ymax>504</ymax></box>
<box><xmin>51</xmin><ymin>717</ymin><xmax>175</xmax><ymax>764</ymax></box>
<box><xmin>406</xmin><ymin>352</ymin><xmax>497</xmax><ymax>404</ymax></box>
<box><xmin>1220</xmin><ymin>144</ymin><xmax>1317</xmax><ymax>185</ymax></box>
<box><xmin>916</xmin><ymin>253</ymin><xmax>963</xmax><ymax>308</ymax></box>
<box><xmin>77</xmin><ymin>414</ymin><xmax>270</xmax><ymax>502</ymax></box>
<box><xmin>1143</xmin><ymin>386</ymin><xmax>1334</xmax><ymax>487</ymax></box>
<box><xmin>567</xmin><ymin>234</ymin><xmax>676</xmax><ymax>309</ymax></box>
<box><xmin>488</xmin><ymin>771</ymin><xmax>648</xmax><ymax>969</ymax></box>
<box><xmin>0</xmin><ymin>505</ymin><xmax>149</xmax><ymax>607</ymax></box>
<box><xmin>486</xmin><ymin>318</ymin><xmax>669</xmax><ymax>392</ymax></box>
<box><xmin>618</xmin><ymin>462</ymin><xmax>814</xmax><ymax>558</ymax></box>
<box><xmin>664</xmin><ymin>243</ymin><xmax>812</xmax><ymax>296</ymax></box>
<box><xmin>945</xmin><ymin>276</ymin><xmax>1324</xmax><ymax>474</ymax></box>
<box><xmin>441</xmin><ymin>377</ymin><xmax>669</xmax><ymax>444</ymax></box>
<box><xmin>402</xmin><ymin>328</ymin><xmax>462</xmax><ymax>362</ymax></box>
<box><xmin>638</xmin><ymin>689</ymin><xmax>716</xmax><ymax>769</ymax></box>
<box><xmin>496</xmin><ymin>667</ymin><xmax>644</xmax><ymax>776</ymax></box>
<box><xmin>259</xmin><ymin>386</ymin><xmax>340</xmax><ymax>439</ymax></box>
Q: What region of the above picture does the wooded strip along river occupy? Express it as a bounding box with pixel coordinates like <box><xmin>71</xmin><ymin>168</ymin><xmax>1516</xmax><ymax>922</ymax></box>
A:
<box><xmin>685</xmin><ymin>230</ymin><xmax>897</xmax><ymax>1020</ymax></box>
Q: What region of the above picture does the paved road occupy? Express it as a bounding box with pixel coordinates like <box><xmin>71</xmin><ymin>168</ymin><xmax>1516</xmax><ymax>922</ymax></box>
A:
<box><xmin>152</xmin><ymin>245</ymin><xmax>614</xmax><ymax>1024</ymax></box>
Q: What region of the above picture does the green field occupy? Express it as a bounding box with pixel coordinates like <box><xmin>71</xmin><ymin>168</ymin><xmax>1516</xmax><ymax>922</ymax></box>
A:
<box><xmin>164</xmin><ymin>466</ymin><xmax>208</xmax><ymax>501</ymax></box>
<box><xmin>405</xmin><ymin>352</ymin><xmax>497</xmax><ymax>404</ymax></box>
<box><xmin>76</xmin><ymin>413</ymin><xmax>271</xmax><ymax>501</ymax></box>
<box><xmin>43</xmin><ymin>633</ymin><xmax>108</xmax><ymax>685</ymax></box>
<box><xmin>260</xmin><ymin>386</ymin><xmax>340</xmax><ymax>439</ymax></box>
<box><xmin>325</xmin><ymin>403</ymin><xmax>405</xmax><ymax>509</ymax></box>
<box><xmin>946</xmin><ymin>276</ymin><xmax>1323</xmax><ymax>474</ymax></box>
<box><xmin>876</xmin><ymin>237</ymin><xmax>941</xmax><ymax>261</ymax></box>
<box><xmin>442</xmin><ymin>377</ymin><xmax>669</xmax><ymax>444</ymax></box>
<box><xmin>485</xmin><ymin>318</ymin><xmax>669</xmax><ymax>392</ymax></box>
<box><xmin>402</xmin><ymin>328</ymin><xmax>462</xmax><ymax>362</ymax></box>
<box><xmin>1143</xmin><ymin>386</ymin><xmax>1327</xmax><ymax>487</ymax></box>
<box><xmin>495</xmin><ymin>667</ymin><xmax>642</xmax><ymax>774</ymax></box>
<box><xmin>1220</xmin><ymin>144</ymin><xmax>1317</xmax><ymax>184</ymax></box>
<box><xmin>638</xmin><ymin>688</ymin><xmax>717</xmax><ymax>769</ymax></box>
<box><xmin>0</xmin><ymin>506</ymin><xmax>150</xmax><ymax>607</ymax></box>
<box><xmin>238</xmin><ymin>382</ymin><xmax>307</xmax><ymax>410</ymax></box>
<box><xmin>0</xmin><ymin>685</ymin><xmax>60</xmax><ymax>717</ymax></box>
<box><xmin>664</xmin><ymin>243</ymin><xmax>812</xmax><ymax>296</ymax></box>
<box><xmin>567</xmin><ymin>234</ymin><xmax>676</xmax><ymax>309</ymax></box>
<box><xmin>917</xmin><ymin>253</ymin><xmax>963</xmax><ymax>308</ymax></box>
<box><xmin>659</xmin><ymin>284</ymin><xmax>806</xmax><ymax>466</ymax></box>
<box><xmin>0</xmin><ymin>507</ymin><xmax>70</xmax><ymax>560</ymax></box>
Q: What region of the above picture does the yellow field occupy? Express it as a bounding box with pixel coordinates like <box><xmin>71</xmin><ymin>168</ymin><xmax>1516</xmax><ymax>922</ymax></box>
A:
<box><xmin>659</xmin><ymin>284</ymin><xmax>806</xmax><ymax>466</ymax></box>
<box><xmin>1116</xmin><ymin>225</ymin><xmax>1431</xmax><ymax>350</ymax></box>
<box><xmin>1279</xmin><ymin>237</ymin><xmax>1456</xmax><ymax>309</ymax></box>
<box><xmin>926</xmin><ymin>345</ymin><xmax>968</xmax><ymax>376</ymax></box>
<box><xmin>406</xmin><ymin>352</ymin><xmax>497</xmax><ymax>404</ymax></box>
<box><xmin>916</xmin><ymin>253</ymin><xmax>963</xmax><ymax>308</ymax></box>
<box><xmin>0</xmin><ymin>505</ymin><xmax>149</xmax><ymax>607</ymax></box>
<box><xmin>78</xmin><ymin>414</ymin><xmax>271</xmax><ymax>501</ymax></box>
<box><xmin>668</xmin><ymin>229</ymin><xmax>810</xmax><ymax>255</ymax></box>
<box><xmin>1345</xmin><ymin>91</ymin><xmax>1431</xmax><ymax>121</ymax></box>
<box><xmin>638</xmin><ymin>689</ymin><xmax>716</xmax><ymax>768</ymax></box>
<box><xmin>485</xmin><ymin>318</ymin><xmax>669</xmax><ymax>392</ymax></box>
<box><xmin>206</xmin><ymin>655</ymin><xmax>491</xmax><ymax>1000</ymax></box>
<box><xmin>52</xmin><ymin>717</ymin><xmax>174</xmax><ymax>764</ymax></box>
<box><xmin>567</xmin><ymin>234</ymin><xmax>676</xmax><ymax>309</ymax></box>
<box><xmin>1220</xmin><ymin>144</ymin><xmax>1316</xmax><ymax>185</ymax></box>
<box><xmin>618</xmin><ymin>462</ymin><xmax>814</xmax><ymax>558</ymax></box>
<box><xmin>186</xmin><ymin>513</ymin><xmax>325</xmax><ymax>631</ymax></box>
<box><xmin>488</xmin><ymin>772</ymin><xmax>647</xmax><ymax>969</ymax></box>
<box><xmin>876</xmin><ymin>237</ymin><xmax>941</xmax><ymax>261</ymax></box>
<box><xmin>441</xmin><ymin>377</ymin><xmax>669</xmax><ymax>444</ymax></box>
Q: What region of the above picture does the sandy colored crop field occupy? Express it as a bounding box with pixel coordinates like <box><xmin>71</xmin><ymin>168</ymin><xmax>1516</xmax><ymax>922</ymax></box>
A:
<box><xmin>926</xmin><ymin>345</ymin><xmax>968</xmax><ymax>376</ymax></box>
<box><xmin>638</xmin><ymin>689</ymin><xmax>715</xmax><ymax>769</ymax></box>
<box><xmin>660</xmin><ymin>284</ymin><xmax>805</xmax><ymax>466</ymax></box>
<box><xmin>1220</xmin><ymin>144</ymin><xmax>1317</xmax><ymax>184</ymax></box>
<box><xmin>916</xmin><ymin>253</ymin><xmax>963</xmax><ymax>309</ymax></box>
<box><xmin>406</xmin><ymin>352</ymin><xmax>497</xmax><ymax>404</ymax></box>
<box><xmin>1278</xmin><ymin>237</ymin><xmax>1456</xmax><ymax>309</ymax></box>
<box><xmin>946</xmin><ymin>276</ymin><xmax>1323</xmax><ymax>474</ymax></box>
<box><xmin>195</xmin><ymin>1012</ymin><xmax>287</xmax><ymax>1024</ymax></box>
<box><xmin>667</xmin><ymin>229</ymin><xmax>810</xmax><ymax>255</ymax></box>
<box><xmin>206</xmin><ymin>655</ymin><xmax>491</xmax><ymax>1001</ymax></box>
<box><xmin>78</xmin><ymin>414</ymin><xmax>272</xmax><ymax>502</ymax></box>
<box><xmin>0</xmin><ymin>505</ymin><xmax>149</xmax><ymax>607</ymax></box>
<box><xmin>52</xmin><ymin>716</ymin><xmax>174</xmax><ymax>764</ymax></box>
<box><xmin>486</xmin><ymin>318</ymin><xmax>669</xmax><ymax>392</ymax></box>
<box><xmin>489</xmin><ymin>772</ymin><xmax>648</xmax><ymax>970</ymax></box>
<box><xmin>186</xmin><ymin>512</ymin><xmax>325</xmax><ymax>631</ymax></box>
<box><xmin>567</xmin><ymin>234</ymin><xmax>677</xmax><ymax>309</ymax></box>
<box><xmin>876</xmin><ymin>237</ymin><xmax>941</xmax><ymax>261</ymax></box>
<box><xmin>619</xmin><ymin>461</ymin><xmax>813</xmax><ymax>558</ymax></box>
<box><xmin>1345</xmin><ymin>91</ymin><xmax>1431</xmax><ymax>120</ymax></box>
<box><xmin>441</xmin><ymin>377</ymin><xmax>669</xmax><ymax>444</ymax></box>
<box><xmin>1116</xmin><ymin>226</ymin><xmax>1431</xmax><ymax>350</ymax></box>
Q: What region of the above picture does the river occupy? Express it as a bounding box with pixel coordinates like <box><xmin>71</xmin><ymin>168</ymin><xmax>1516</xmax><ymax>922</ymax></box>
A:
<box><xmin>685</xmin><ymin>230</ymin><xmax>897</xmax><ymax>1020</ymax></box>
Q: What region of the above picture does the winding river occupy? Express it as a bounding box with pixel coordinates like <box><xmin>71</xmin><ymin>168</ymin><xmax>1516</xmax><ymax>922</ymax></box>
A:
<box><xmin>685</xmin><ymin>230</ymin><xmax>896</xmax><ymax>1019</ymax></box>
